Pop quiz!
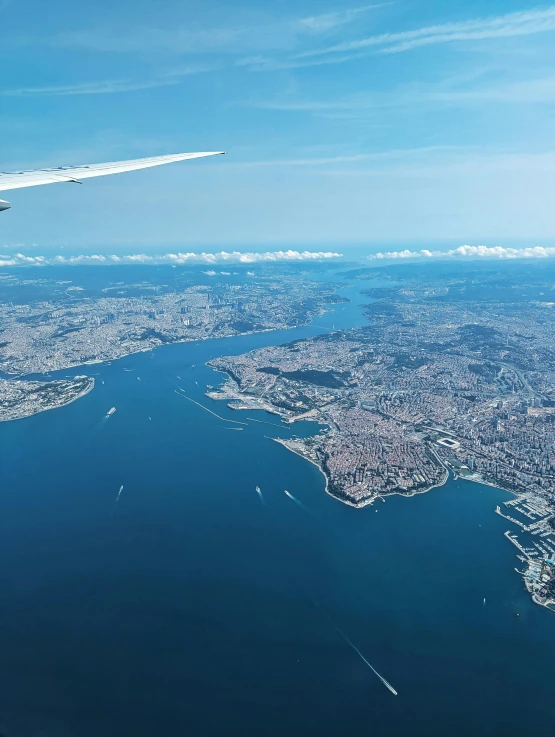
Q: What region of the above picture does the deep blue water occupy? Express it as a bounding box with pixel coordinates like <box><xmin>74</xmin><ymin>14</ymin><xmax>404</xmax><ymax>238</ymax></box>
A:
<box><xmin>1</xmin><ymin>276</ymin><xmax>554</xmax><ymax>737</ymax></box>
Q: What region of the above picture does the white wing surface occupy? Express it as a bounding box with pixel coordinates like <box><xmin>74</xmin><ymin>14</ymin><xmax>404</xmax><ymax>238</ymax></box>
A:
<box><xmin>0</xmin><ymin>151</ymin><xmax>225</xmax><ymax>192</ymax></box>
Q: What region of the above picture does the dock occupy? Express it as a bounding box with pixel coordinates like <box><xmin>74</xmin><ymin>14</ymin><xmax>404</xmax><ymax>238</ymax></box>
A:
<box><xmin>504</xmin><ymin>531</ymin><xmax>531</xmax><ymax>558</ymax></box>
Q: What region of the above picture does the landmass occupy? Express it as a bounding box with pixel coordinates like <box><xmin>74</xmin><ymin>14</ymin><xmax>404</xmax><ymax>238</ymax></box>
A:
<box><xmin>0</xmin><ymin>375</ymin><xmax>94</xmax><ymax>422</ymax></box>
<box><xmin>0</xmin><ymin>263</ymin><xmax>345</xmax><ymax>421</ymax></box>
<box><xmin>208</xmin><ymin>261</ymin><xmax>555</xmax><ymax>609</ymax></box>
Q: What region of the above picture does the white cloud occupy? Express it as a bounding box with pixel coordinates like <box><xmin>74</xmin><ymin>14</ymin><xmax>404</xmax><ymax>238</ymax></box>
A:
<box><xmin>247</xmin><ymin>75</ymin><xmax>555</xmax><ymax>113</ymax></box>
<box><xmin>232</xmin><ymin>146</ymin><xmax>464</xmax><ymax>168</ymax></box>
<box><xmin>296</xmin><ymin>5</ymin><xmax>390</xmax><ymax>34</ymax></box>
<box><xmin>1</xmin><ymin>79</ymin><xmax>176</xmax><ymax>97</ymax></box>
<box><xmin>48</xmin><ymin>5</ymin><xmax>385</xmax><ymax>56</ymax></box>
<box><xmin>295</xmin><ymin>6</ymin><xmax>555</xmax><ymax>60</ymax></box>
<box><xmin>0</xmin><ymin>67</ymin><xmax>213</xmax><ymax>97</ymax></box>
<box><xmin>368</xmin><ymin>245</ymin><xmax>555</xmax><ymax>261</ymax></box>
<box><xmin>237</xmin><ymin>50</ymin><xmax>370</xmax><ymax>72</ymax></box>
<box><xmin>0</xmin><ymin>250</ymin><xmax>343</xmax><ymax>268</ymax></box>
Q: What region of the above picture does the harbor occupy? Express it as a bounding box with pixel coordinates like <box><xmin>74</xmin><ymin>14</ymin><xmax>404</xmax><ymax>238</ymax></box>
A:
<box><xmin>499</xmin><ymin>495</ymin><xmax>555</xmax><ymax>610</ymax></box>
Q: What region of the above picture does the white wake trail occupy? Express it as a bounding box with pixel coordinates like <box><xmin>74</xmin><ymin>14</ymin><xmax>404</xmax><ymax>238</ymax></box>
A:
<box><xmin>284</xmin><ymin>489</ymin><xmax>315</xmax><ymax>517</ymax></box>
<box><xmin>111</xmin><ymin>485</ymin><xmax>124</xmax><ymax>516</ymax></box>
<box><xmin>333</xmin><ymin>624</ymin><xmax>398</xmax><ymax>696</ymax></box>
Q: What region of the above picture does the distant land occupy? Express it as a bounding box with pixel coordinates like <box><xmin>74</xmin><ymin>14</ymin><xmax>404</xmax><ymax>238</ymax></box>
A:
<box><xmin>0</xmin><ymin>263</ymin><xmax>346</xmax><ymax>421</ymax></box>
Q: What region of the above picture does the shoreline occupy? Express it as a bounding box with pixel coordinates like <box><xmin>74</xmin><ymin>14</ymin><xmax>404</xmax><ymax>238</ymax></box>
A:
<box><xmin>0</xmin><ymin>376</ymin><xmax>95</xmax><ymax>424</ymax></box>
<box><xmin>0</xmin><ymin>301</ymin><xmax>339</xmax><ymax>421</ymax></box>
<box><xmin>208</xmin><ymin>370</ymin><xmax>530</xmax><ymax>516</ymax></box>
<box><xmin>271</xmin><ymin>436</ymin><xmax>451</xmax><ymax>509</ymax></box>
<box><xmin>271</xmin><ymin>436</ymin><xmax>335</xmax><ymax>499</ymax></box>
<box><xmin>4</xmin><ymin>303</ymin><xmax>339</xmax><ymax>381</ymax></box>
<box><xmin>455</xmin><ymin>472</ymin><xmax>521</xmax><ymax>499</ymax></box>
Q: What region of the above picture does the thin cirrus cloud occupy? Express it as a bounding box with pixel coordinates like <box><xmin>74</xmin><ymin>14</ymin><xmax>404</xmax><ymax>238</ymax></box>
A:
<box><xmin>291</xmin><ymin>5</ymin><xmax>555</xmax><ymax>60</ymax></box>
<box><xmin>0</xmin><ymin>250</ymin><xmax>343</xmax><ymax>267</ymax></box>
<box><xmin>246</xmin><ymin>75</ymin><xmax>555</xmax><ymax>115</ymax></box>
<box><xmin>0</xmin><ymin>66</ymin><xmax>213</xmax><ymax>97</ymax></box>
<box><xmin>296</xmin><ymin>4</ymin><xmax>390</xmax><ymax>33</ymax></box>
<box><xmin>233</xmin><ymin>145</ymin><xmax>465</xmax><ymax>168</ymax></box>
<box><xmin>49</xmin><ymin>5</ymin><xmax>387</xmax><ymax>55</ymax></box>
<box><xmin>368</xmin><ymin>245</ymin><xmax>555</xmax><ymax>261</ymax></box>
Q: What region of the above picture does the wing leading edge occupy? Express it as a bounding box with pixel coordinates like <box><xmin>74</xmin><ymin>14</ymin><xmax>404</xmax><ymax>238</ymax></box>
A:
<box><xmin>0</xmin><ymin>150</ymin><xmax>225</xmax><ymax>193</ymax></box>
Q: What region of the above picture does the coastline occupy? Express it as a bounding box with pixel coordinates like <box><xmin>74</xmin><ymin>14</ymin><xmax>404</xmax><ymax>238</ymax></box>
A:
<box><xmin>0</xmin><ymin>376</ymin><xmax>95</xmax><ymax>423</ymax></box>
<box><xmin>0</xmin><ymin>302</ymin><xmax>338</xmax><ymax>420</ymax></box>
<box><xmin>271</xmin><ymin>436</ymin><xmax>451</xmax><ymax>509</ymax></box>
<box><xmin>455</xmin><ymin>472</ymin><xmax>520</xmax><ymax>499</ymax></box>
<box><xmin>207</xmin><ymin>370</ymin><xmax>527</xmax><ymax>517</ymax></box>
<box><xmin>5</xmin><ymin>306</ymin><xmax>336</xmax><ymax>381</ymax></box>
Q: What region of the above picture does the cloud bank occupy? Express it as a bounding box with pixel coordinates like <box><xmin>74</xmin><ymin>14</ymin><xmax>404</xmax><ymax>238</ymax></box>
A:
<box><xmin>368</xmin><ymin>245</ymin><xmax>555</xmax><ymax>261</ymax></box>
<box><xmin>0</xmin><ymin>250</ymin><xmax>342</xmax><ymax>267</ymax></box>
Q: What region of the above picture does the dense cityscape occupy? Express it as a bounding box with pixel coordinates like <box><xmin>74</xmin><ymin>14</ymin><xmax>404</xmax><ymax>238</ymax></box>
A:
<box><xmin>0</xmin><ymin>265</ymin><xmax>343</xmax><ymax>421</ymax></box>
<box><xmin>209</xmin><ymin>263</ymin><xmax>555</xmax><ymax>610</ymax></box>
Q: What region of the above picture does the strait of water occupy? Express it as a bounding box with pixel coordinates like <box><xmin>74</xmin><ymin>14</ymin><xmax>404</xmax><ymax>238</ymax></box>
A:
<box><xmin>0</xmin><ymin>274</ymin><xmax>554</xmax><ymax>737</ymax></box>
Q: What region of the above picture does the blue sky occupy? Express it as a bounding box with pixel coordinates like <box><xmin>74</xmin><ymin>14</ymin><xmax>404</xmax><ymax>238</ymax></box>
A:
<box><xmin>2</xmin><ymin>0</ymin><xmax>555</xmax><ymax>253</ymax></box>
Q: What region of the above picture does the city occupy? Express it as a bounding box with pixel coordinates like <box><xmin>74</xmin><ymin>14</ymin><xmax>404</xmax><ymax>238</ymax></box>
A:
<box><xmin>208</xmin><ymin>263</ymin><xmax>555</xmax><ymax>608</ymax></box>
<box><xmin>0</xmin><ymin>266</ymin><xmax>343</xmax><ymax>420</ymax></box>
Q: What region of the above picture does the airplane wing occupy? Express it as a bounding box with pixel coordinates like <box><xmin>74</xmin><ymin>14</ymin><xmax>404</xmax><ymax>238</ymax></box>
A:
<box><xmin>0</xmin><ymin>150</ymin><xmax>225</xmax><ymax>193</ymax></box>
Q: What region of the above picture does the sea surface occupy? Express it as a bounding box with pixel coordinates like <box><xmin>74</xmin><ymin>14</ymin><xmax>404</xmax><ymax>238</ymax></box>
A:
<box><xmin>1</xmin><ymin>272</ymin><xmax>554</xmax><ymax>737</ymax></box>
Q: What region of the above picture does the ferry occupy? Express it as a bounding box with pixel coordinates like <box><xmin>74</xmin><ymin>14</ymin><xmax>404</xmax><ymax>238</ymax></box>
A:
<box><xmin>107</xmin><ymin>407</ymin><xmax>116</xmax><ymax>416</ymax></box>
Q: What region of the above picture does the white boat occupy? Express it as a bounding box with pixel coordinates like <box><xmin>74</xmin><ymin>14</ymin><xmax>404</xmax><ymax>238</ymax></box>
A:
<box><xmin>107</xmin><ymin>407</ymin><xmax>116</xmax><ymax>416</ymax></box>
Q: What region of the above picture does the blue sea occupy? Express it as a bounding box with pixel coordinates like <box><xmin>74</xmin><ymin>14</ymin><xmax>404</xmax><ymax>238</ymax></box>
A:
<box><xmin>0</xmin><ymin>274</ymin><xmax>554</xmax><ymax>737</ymax></box>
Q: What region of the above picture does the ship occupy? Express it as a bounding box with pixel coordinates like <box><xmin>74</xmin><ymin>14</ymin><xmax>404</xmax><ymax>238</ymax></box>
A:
<box><xmin>107</xmin><ymin>407</ymin><xmax>116</xmax><ymax>416</ymax></box>
<box><xmin>255</xmin><ymin>486</ymin><xmax>261</xmax><ymax>493</ymax></box>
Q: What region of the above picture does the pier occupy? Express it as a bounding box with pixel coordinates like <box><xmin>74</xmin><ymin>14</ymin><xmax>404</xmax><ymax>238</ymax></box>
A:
<box><xmin>504</xmin><ymin>531</ymin><xmax>530</xmax><ymax>558</ymax></box>
<box><xmin>496</xmin><ymin>506</ymin><xmax>528</xmax><ymax>530</ymax></box>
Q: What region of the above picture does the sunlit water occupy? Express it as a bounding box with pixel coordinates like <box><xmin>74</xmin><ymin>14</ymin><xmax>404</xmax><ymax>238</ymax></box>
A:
<box><xmin>0</xmin><ymin>274</ymin><xmax>554</xmax><ymax>737</ymax></box>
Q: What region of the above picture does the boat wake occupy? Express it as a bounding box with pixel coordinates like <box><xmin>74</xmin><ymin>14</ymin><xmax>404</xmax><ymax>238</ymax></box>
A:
<box><xmin>313</xmin><ymin>599</ymin><xmax>398</xmax><ymax>696</ymax></box>
<box><xmin>332</xmin><ymin>623</ymin><xmax>398</xmax><ymax>696</ymax></box>
<box><xmin>111</xmin><ymin>485</ymin><xmax>124</xmax><ymax>516</ymax></box>
<box><xmin>284</xmin><ymin>489</ymin><xmax>315</xmax><ymax>517</ymax></box>
<box><xmin>255</xmin><ymin>486</ymin><xmax>266</xmax><ymax>506</ymax></box>
<box><xmin>93</xmin><ymin>406</ymin><xmax>116</xmax><ymax>431</ymax></box>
